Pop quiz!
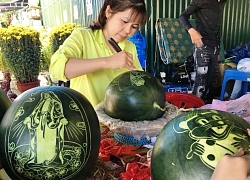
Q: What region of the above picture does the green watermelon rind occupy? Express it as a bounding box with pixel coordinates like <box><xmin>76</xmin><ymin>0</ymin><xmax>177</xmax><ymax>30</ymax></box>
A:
<box><xmin>0</xmin><ymin>86</ymin><xmax>101</xmax><ymax>180</ymax></box>
<box><xmin>151</xmin><ymin>109</ymin><xmax>250</xmax><ymax>180</ymax></box>
<box><xmin>0</xmin><ymin>88</ymin><xmax>11</xmax><ymax>122</ymax></box>
<box><xmin>103</xmin><ymin>70</ymin><xmax>166</xmax><ymax>121</ymax></box>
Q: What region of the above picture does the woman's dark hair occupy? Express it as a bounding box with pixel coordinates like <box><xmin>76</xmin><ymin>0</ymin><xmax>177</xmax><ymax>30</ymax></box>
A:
<box><xmin>90</xmin><ymin>0</ymin><xmax>147</xmax><ymax>31</ymax></box>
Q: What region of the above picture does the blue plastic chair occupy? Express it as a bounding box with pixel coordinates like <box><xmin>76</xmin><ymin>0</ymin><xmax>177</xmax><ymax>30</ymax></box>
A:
<box><xmin>220</xmin><ymin>68</ymin><xmax>250</xmax><ymax>100</ymax></box>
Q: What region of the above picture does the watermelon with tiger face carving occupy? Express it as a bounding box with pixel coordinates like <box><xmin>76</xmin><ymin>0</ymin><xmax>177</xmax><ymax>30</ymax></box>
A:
<box><xmin>151</xmin><ymin>109</ymin><xmax>250</xmax><ymax>180</ymax></box>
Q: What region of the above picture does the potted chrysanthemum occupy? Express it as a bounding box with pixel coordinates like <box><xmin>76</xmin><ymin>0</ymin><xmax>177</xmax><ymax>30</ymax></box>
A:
<box><xmin>0</xmin><ymin>25</ymin><xmax>41</xmax><ymax>92</ymax></box>
<box><xmin>49</xmin><ymin>23</ymin><xmax>81</xmax><ymax>53</ymax></box>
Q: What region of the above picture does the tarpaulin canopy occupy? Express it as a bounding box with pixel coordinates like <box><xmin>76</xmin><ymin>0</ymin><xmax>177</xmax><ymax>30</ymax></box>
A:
<box><xmin>0</xmin><ymin>0</ymin><xmax>28</xmax><ymax>13</ymax></box>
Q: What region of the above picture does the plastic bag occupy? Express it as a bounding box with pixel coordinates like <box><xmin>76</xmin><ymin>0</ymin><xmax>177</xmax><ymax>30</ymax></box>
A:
<box><xmin>95</xmin><ymin>102</ymin><xmax>178</xmax><ymax>139</ymax></box>
<box><xmin>225</xmin><ymin>41</ymin><xmax>250</xmax><ymax>64</ymax></box>
<box><xmin>198</xmin><ymin>94</ymin><xmax>250</xmax><ymax>123</ymax></box>
<box><xmin>127</xmin><ymin>30</ymin><xmax>147</xmax><ymax>68</ymax></box>
<box><xmin>237</xmin><ymin>58</ymin><xmax>250</xmax><ymax>72</ymax></box>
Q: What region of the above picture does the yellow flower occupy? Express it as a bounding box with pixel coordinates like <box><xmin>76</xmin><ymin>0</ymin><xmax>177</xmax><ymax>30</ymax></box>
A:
<box><xmin>49</xmin><ymin>23</ymin><xmax>81</xmax><ymax>53</ymax></box>
<box><xmin>0</xmin><ymin>25</ymin><xmax>41</xmax><ymax>83</ymax></box>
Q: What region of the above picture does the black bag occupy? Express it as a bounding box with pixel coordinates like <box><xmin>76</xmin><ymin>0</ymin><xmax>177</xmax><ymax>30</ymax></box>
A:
<box><xmin>171</xmin><ymin>55</ymin><xmax>194</xmax><ymax>84</ymax></box>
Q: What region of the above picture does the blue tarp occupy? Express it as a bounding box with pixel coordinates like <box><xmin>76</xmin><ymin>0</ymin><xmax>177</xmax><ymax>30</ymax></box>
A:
<box><xmin>225</xmin><ymin>41</ymin><xmax>250</xmax><ymax>64</ymax></box>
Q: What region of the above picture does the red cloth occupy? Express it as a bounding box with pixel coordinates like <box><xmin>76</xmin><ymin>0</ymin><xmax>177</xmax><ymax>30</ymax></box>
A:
<box><xmin>99</xmin><ymin>125</ymin><xmax>151</xmax><ymax>180</ymax></box>
<box><xmin>99</xmin><ymin>139</ymin><xmax>138</xmax><ymax>161</ymax></box>
<box><xmin>120</xmin><ymin>162</ymin><xmax>151</xmax><ymax>180</ymax></box>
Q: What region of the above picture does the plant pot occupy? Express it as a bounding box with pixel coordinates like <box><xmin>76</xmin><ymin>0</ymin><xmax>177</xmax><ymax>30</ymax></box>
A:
<box><xmin>16</xmin><ymin>80</ymin><xmax>40</xmax><ymax>93</ymax></box>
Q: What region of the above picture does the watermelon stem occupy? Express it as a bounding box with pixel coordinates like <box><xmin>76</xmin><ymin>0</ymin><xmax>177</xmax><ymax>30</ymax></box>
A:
<box><xmin>177</xmin><ymin>108</ymin><xmax>195</xmax><ymax>115</ymax></box>
<box><xmin>153</xmin><ymin>102</ymin><xmax>168</xmax><ymax>112</ymax></box>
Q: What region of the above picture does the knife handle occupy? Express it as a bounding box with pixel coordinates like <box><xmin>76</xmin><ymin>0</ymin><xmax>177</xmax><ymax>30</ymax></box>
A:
<box><xmin>108</xmin><ymin>38</ymin><xmax>122</xmax><ymax>52</ymax></box>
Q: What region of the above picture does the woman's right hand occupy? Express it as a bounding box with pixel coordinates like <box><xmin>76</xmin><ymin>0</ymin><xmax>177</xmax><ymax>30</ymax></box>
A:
<box><xmin>106</xmin><ymin>51</ymin><xmax>137</xmax><ymax>70</ymax></box>
<box><xmin>210</xmin><ymin>129</ymin><xmax>250</xmax><ymax>180</ymax></box>
<box><xmin>64</xmin><ymin>50</ymin><xmax>137</xmax><ymax>79</ymax></box>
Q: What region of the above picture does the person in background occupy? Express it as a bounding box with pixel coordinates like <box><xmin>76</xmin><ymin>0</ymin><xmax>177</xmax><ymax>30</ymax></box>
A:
<box><xmin>229</xmin><ymin>80</ymin><xmax>242</xmax><ymax>100</ymax></box>
<box><xmin>49</xmin><ymin>0</ymin><xmax>147</xmax><ymax>107</ymax></box>
<box><xmin>0</xmin><ymin>71</ymin><xmax>17</xmax><ymax>101</ymax></box>
<box><xmin>179</xmin><ymin>0</ymin><xmax>227</xmax><ymax>103</ymax></box>
<box><xmin>211</xmin><ymin>129</ymin><xmax>250</xmax><ymax>180</ymax></box>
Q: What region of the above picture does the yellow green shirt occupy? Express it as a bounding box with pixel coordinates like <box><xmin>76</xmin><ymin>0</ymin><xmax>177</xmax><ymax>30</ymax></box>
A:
<box><xmin>49</xmin><ymin>28</ymin><xmax>142</xmax><ymax>107</ymax></box>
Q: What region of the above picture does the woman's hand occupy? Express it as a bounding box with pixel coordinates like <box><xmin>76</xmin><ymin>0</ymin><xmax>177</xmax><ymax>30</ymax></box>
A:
<box><xmin>106</xmin><ymin>51</ymin><xmax>136</xmax><ymax>70</ymax></box>
<box><xmin>210</xmin><ymin>129</ymin><xmax>250</xmax><ymax>180</ymax></box>
<box><xmin>64</xmin><ymin>50</ymin><xmax>137</xmax><ymax>79</ymax></box>
<box><xmin>188</xmin><ymin>28</ymin><xmax>203</xmax><ymax>47</ymax></box>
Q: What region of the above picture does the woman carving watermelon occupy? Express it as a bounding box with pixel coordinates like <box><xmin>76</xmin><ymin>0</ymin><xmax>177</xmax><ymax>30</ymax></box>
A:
<box><xmin>211</xmin><ymin>128</ymin><xmax>250</xmax><ymax>180</ymax></box>
<box><xmin>49</xmin><ymin>0</ymin><xmax>147</xmax><ymax>107</ymax></box>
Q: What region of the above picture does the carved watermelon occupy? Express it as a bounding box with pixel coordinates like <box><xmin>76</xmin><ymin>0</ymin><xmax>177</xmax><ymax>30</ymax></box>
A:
<box><xmin>0</xmin><ymin>88</ymin><xmax>11</xmax><ymax>169</ymax></box>
<box><xmin>0</xmin><ymin>86</ymin><xmax>101</xmax><ymax>180</ymax></box>
<box><xmin>103</xmin><ymin>70</ymin><xmax>166</xmax><ymax>121</ymax></box>
<box><xmin>151</xmin><ymin>109</ymin><xmax>250</xmax><ymax>180</ymax></box>
<box><xmin>0</xmin><ymin>88</ymin><xmax>11</xmax><ymax>121</ymax></box>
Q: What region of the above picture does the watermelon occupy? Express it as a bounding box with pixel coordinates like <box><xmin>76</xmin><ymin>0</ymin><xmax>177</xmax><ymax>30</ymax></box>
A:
<box><xmin>0</xmin><ymin>88</ymin><xmax>11</xmax><ymax>169</ymax></box>
<box><xmin>0</xmin><ymin>88</ymin><xmax>11</xmax><ymax>121</ymax></box>
<box><xmin>151</xmin><ymin>109</ymin><xmax>250</xmax><ymax>180</ymax></box>
<box><xmin>103</xmin><ymin>70</ymin><xmax>166</xmax><ymax>121</ymax></box>
<box><xmin>0</xmin><ymin>86</ymin><xmax>101</xmax><ymax>180</ymax></box>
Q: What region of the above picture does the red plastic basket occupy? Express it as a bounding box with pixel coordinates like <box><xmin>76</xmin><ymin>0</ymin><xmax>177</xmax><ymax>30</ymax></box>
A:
<box><xmin>165</xmin><ymin>92</ymin><xmax>205</xmax><ymax>109</ymax></box>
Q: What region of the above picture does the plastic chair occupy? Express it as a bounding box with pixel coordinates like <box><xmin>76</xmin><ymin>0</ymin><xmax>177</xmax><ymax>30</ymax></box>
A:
<box><xmin>220</xmin><ymin>68</ymin><xmax>250</xmax><ymax>100</ymax></box>
<box><xmin>165</xmin><ymin>92</ymin><xmax>205</xmax><ymax>108</ymax></box>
